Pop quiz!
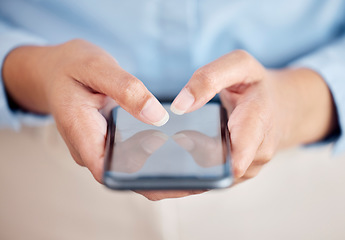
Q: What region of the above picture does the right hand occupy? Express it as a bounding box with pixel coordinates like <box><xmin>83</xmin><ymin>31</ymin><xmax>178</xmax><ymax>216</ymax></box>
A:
<box><xmin>2</xmin><ymin>39</ymin><xmax>169</xmax><ymax>182</ymax></box>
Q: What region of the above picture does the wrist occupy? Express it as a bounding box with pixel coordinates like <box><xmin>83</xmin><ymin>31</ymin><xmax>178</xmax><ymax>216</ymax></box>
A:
<box><xmin>270</xmin><ymin>68</ymin><xmax>338</xmax><ymax>148</ymax></box>
<box><xmin>2</xmin><ymin>45</ymin><xmax>52</xmax><ymax>114</ymax></box>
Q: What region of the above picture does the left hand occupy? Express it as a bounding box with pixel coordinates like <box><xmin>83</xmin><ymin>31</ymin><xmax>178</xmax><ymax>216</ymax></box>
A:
<box><xmin>139</xmin><ymin>50</ymin><xmax>337</xmax><ymax>201</ymax></box>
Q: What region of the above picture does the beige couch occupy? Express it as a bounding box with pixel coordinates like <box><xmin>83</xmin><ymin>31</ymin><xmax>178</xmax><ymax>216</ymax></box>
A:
<box><xmin>1</xmin><ymin>124</ymin><xmax>345</xmax><ymax>240</ymax></box>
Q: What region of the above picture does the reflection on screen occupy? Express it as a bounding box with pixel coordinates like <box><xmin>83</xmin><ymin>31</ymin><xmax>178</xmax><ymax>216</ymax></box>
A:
<box><xmin>110</xmin><ymin>104</ymin><xmax>227</xmax><ymax>179</ymax></box>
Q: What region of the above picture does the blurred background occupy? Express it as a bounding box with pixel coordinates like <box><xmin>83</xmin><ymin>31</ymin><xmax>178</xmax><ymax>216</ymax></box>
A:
<box><xmin>1</xmin><ymin>123</ymin><xmax>345</xmax><ymax>240</ymax></box>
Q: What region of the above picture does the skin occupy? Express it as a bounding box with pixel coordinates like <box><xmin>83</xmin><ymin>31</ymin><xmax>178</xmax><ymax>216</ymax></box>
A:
<box><xmin>2</xmin><ymin>39</ymin><xmax>338</xmax><ymax>201</ymax></box>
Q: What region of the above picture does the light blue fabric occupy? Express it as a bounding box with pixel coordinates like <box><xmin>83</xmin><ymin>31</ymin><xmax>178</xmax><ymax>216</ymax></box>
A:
<box><xmin>0</xmin><ymin>0</ymin><xmax>345</xmax><ymax>151</ymax></box>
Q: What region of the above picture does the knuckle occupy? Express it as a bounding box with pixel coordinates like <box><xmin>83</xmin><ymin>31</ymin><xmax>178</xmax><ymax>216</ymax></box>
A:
<box><xmin>233</xmin><ymin>164</ymin><xmax>246</xmax><ymax>178</ymax></box>
<box><xmin>255</xmin><ymin>150</ymin><xmax>274</xmax><ymax>164</ymax></box>
<box><xmin>264</xmin><ymin>148</ymin><xmax>275</xmax><ymax>160</ymax></box>
<box><xmin>82</xmin><ymin>53</ymin><xmax>109</xmax><ymax>71</ymax></box>
<box><xmin>255</xmin><ymin>158</ymin><xmax>270</xmax><ymax>164</ymax></box>
<box><xmin>67</xmin><ymin>38</ymin><xmax>88</xmax><ymax>47</ymax></box>
<box><xmin>190</xmin><ymin>190</ymin><xmax>205</xmax><ymax>195</ymax></box>
<box><xmin>241</xmin><ymin>173</ymin><xmax>256</xmax><ymax>180</ymax></box>
<box><xmin>62</xmin><ymin>39</ymin><xmax>91</xmax><ymax>54</ymax></box>
<box><xmin>74</xmin><ymin>160</ymin><xmax>84</xmax><ymax>167</ymax></box>
<box><xmin>63</xmin><ymin>40</ymin><xmax>111</xmax><ymax>73</ymax></box>
<box><xmin>91</xmin><ymin>165</ymin><xmax>104</xmax><ymax>183</ymax></box>
<box><xmin>193</xmin><ymin>67</ymin><xmax>218</xmax><ymax>91</ymax></box>
<box><xmin>232</xmin><ymin>49</ymin><xmax>265</xmax><ymax>80</ymax></box>
<box><xmin>148</xmin><ymin>197</ymin><xmax>162</xmax><ymax>202</ymax></box>
<box><xmin>232</xmin><ymin>50</ymin><xmax>257</xmax><ymax>69</ymax></box>
<box><xmin>232</xmin><ymin>49</ymin><xmax>252</xmax><ymax>61</ymax></box>
<box><xmin>69</xmin><ymin>149</ymin><xmax>84</xmax><ymax>166</ymax></box>
<box><xmin>241</xmin><ymin>163</ymin><xmax>262</xmax><ymax>179</ymax></box>
<box><xmin>80</xmin><ymin>151</ymin><xmax>104</xmax><ymax>182</ymax></box>
<box><xmin>119</xmin><ymin>77</ymin><xmax>146</xmax><ymax>104</ymax></box>
<box><xmin>145</xmin><ymin>194</ymin><xmax>162</xmax><ymax>201</ymax></box>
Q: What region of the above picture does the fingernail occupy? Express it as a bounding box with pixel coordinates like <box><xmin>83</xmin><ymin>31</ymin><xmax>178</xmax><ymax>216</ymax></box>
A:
<box><xmin>170</xmin><ymin>88</ymin><xmax>195</xmax><ymax>115</ymax></box>
<box><xmin>141</xmin><ymin>98</ymin><xmax>169</xmax><ymax>126</ymax></box>
<box><xmin>172</xmin><ymin>133</ymin><xmax>195</xmax><ymax>151</ymax></box>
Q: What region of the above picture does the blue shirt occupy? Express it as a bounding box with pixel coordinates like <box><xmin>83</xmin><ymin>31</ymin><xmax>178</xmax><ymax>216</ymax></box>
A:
<box><xmin>1</xmin><ymin>0</ymin><xmax>345</xmax><ymax>152</ymax></box>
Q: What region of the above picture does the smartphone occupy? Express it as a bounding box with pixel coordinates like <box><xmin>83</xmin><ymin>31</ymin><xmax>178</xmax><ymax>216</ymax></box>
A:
<box><xmin>103</xmin><ymin>102</ymin><xmax>232</xmax><ymax>190</ymax></box>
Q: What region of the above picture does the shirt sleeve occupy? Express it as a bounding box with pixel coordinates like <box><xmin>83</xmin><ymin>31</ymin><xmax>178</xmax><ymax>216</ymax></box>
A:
<box><xmin>289</xmin><ymin>32</ymin><xmax>345</xmax><ymax>154</ymax></box>
<box><xmin>0</xmin><ymin>20</ymin><xmax>52</xmax><ymax>130</ymax></box>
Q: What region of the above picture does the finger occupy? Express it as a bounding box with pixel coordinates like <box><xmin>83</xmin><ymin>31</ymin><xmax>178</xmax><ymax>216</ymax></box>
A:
<box><xmin>171</xmin><ymin>50</ymin><xmax>265</xmax><ymax>115</ymax></box>
<box><xmin>57</xmin><ymin>107</ymin><xmax>107</xmax><ymax>183</ymax></box>
<box><xmin>69</xmin><ymin>41</ymin><xmax>169</xmax><ymax>126</ymax></box>
<box><xmin>225</xmin><ymin>100</ymin><xmax>266</xmax><ymax>179</ymax></box>
<box><xmin>54</xmin><ymin>81</ymin><xmax>110</xmax><ymax>183</ymax></box>
<box><xmin>236</xmin><ymin>162</ymin><xmax>264</xmax><ymax>183</ymax></box>
<box><xmin>113</xmin><ymin>130</ymin><xmax>168</xmax><ymax>173</ymax></box>
<box><xmin>135</xmin><ymin>190</ymin><xmax>206</xmax><ymax>201</ymax></box>
<box><xmin>172</xmin><ymin>131</ymin><xmax>223</xmax><ymax>167</ymax></box>
<box><xmin>253</xmin><ymin>141</ymin><xmax>275</xmax><ymax>165</ymax></box>
<box><xmin>234</xmin><ymin>144</ymin><xmax>275</xmax><ymax>182</ymax></box>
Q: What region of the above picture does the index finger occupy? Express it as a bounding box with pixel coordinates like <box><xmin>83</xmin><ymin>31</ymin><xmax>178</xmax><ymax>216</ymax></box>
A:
<box><xmin>170</xmin><ymin>50</ymin><xmax>265</xmax><ymax>115</ymax></box>
<box><xmin>70</xmin><ymin>43</ymin><xmax>169</xmax><ymax>126</ymax></box>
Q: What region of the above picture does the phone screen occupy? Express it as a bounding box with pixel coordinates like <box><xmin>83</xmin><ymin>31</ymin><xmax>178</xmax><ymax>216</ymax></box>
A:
<box><xmin>104</xmin><ymin>103</ymin><xmax>232</xmax><ymax>190</ymax></box>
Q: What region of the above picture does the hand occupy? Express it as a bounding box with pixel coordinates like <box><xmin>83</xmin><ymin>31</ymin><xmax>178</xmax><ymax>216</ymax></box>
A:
<box><xmin>135</xmin><ymin>50</ymin><xmax>337</xmax><ymax>201</ymax></box>
<box><xmin>134</xmin><ymin>50</ymin><xmax>338</xmax><ymax>201</ymax></box>
<box><xmin>171</xmin><ymin>50</ymin><xmax>336</xmax><ymax>180</ymax></box>
<box><xmin>2</xmin><ymin>39</ymin><xmax>169</xmax><ymax>182</ymax></box>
